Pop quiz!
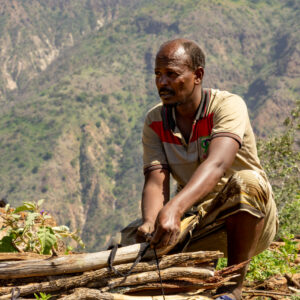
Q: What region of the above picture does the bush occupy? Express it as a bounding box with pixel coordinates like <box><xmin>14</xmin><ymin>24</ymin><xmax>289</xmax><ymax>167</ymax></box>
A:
<box><xmin>257</xmin><ymin>101</ymin><xmax>300</xmax><ymax>238</ymax></box>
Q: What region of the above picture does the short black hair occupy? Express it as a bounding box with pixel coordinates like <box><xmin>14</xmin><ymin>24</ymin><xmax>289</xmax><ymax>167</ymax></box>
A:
<box><xmin>182</xmin><ymin>41</ymin><xmax>206</xmax><ymax>70</ymax></box>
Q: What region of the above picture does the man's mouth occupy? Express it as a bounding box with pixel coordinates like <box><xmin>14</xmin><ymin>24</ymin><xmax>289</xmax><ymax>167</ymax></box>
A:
<box><xmin>159</xmin><ymin>89</ymin><xmax>175</xmax><ymax>98</ymax></box>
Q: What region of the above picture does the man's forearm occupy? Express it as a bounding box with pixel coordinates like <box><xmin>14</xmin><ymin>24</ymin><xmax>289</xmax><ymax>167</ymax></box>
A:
<box><xmin>168</xmin><ymin>158</ymin><xmax>225</xmax><ymax>216</ymax></box>
<box><xmin>141</xmin><ymin>185</ymin><xmax>164</xmax><ymax>223</ymax></box>
<box><xmin>167</xmin><ymin>137</ymin><xmax>239</xmax><ymax>216</ymax></box>
<box><xmin>141</xmin><ymin>169</ymin><xmax>170</xmax><ymax>224</ymax></box>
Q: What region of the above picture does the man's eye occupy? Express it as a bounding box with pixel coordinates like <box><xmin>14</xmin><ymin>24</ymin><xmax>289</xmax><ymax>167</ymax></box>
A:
<box><xmin>167</xmin><ymin>72</ymin><xmax>177</xmax><ymax>77</ymax></box>
<box><xmin>155</xmin><ymin>71</ymin><xmax>161</xmax><ymax>76</ymax></box>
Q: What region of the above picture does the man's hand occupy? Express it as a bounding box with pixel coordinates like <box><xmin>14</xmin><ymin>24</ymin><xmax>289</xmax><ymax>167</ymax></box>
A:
<box><xmin>150</xmin><ymin>204</ymin><xmax>181</xmax><ymax>249</ymax></box>
<box><xmin>136</xmin><ymin>221</ymin><xmax>155</xmax><ymax>242</ymax></box>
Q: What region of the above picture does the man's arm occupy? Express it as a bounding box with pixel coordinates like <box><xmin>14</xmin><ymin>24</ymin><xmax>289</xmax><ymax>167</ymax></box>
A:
<box><xmin>136</xmin><ymin>168</ymin><xmax>170</xmax><ymax>241</ymax></box>
<box><xmin>150</xmin><ymin>136</ymin><xmax>239</xmax><ymax>248</ymax></box>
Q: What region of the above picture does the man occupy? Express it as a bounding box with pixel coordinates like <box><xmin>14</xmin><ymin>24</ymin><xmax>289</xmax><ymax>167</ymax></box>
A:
<box><xmin>115</xmin><ymin>39</ymin><xmax>277</xmax><ymax>300</ymax></box>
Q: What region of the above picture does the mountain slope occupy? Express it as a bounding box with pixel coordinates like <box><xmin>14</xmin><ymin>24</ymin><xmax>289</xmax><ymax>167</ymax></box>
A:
<box><xmin>0</xmin><ymin>0</ymin><xmax>299</xmax><ymax>251</ymax></box>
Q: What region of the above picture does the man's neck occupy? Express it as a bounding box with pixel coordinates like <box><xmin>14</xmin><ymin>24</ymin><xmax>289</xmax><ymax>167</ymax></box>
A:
<box><xmin>175</xmin><ymin>89</ymin><xmax>202</xmax><ymax>120</ymax></box>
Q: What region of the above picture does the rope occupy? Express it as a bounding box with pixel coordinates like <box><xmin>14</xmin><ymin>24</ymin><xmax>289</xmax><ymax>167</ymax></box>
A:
<box><xmin>153</xmin><ymin>247</ymin><xmax>165</xmax><ymax>300</ymax></box>
<box><xmin>108</xmin><ymin>243</ymin><xmax>166</xmax><ymax>299</ymax></box>
<box><xmin>108</xmin><ymin>243</ymin><xmax>150</xmax><ymax>277</ymax></box>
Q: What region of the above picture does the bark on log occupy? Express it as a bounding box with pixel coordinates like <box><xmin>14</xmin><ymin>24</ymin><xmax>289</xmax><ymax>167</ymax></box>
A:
<box><xmin>0</xmin><ymin>253</ymin><xmax>50</xmax><ymax>261</ymax></box>
<box><xmin>59</xmin><ymin>288</ymin><xmax>213</xmax><ymax>300</ymax></box>
<box><xmin>0</xmin><ymin>244</ymin><xmax>222</xmax><ymax>279</ymax></box>
<box><xmin>104</xmin><ymin>267</ymin><xmax>214</xmax><ymax>291</ymax></box>
<box><xmin>0</xmin><ymin>251</ymin><xmax>222</xmax><ymax>298</ymax></box>
<box><xmin>243</xmin><ymin>289</ymin><xmax>291</xmax><ymax>297</ymax></box>
<box><xmin>106</xmin><ymin>274</ymin><xmax>238</xmax><ymax>295</ymax></box>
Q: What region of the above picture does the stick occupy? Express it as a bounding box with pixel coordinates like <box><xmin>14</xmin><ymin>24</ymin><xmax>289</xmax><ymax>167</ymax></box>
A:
<box><xmin>0</xmin><ymin>253</ymin><xmax>50</xmax><ymax>261</ymax></box>
<box><xmin>284</xmin><ymin>273</ymin><xmax>300</xmax><ymax>289</ymax></box>
<box><xmin>0</xmin><ymin>243</ymin><xmax>150</xmax><ymax>279</ymax></box>
<box><xmin>59</xmin><ymin>288</ymin><xmax>213</xmax><ymax>300</ymax></box>
<box><xmin>243</xmin><ymin>289</ymin><xmax>291</xmax><ymax>297</ymax></box>
<box><xmin>103</xmin><ymin>267</ymin><xmax>214</xmax><ymax>291</ymax></box>
<box><xmin>105</xmin><ymin>274</ymin><xmax>239</xmax><ymax>295</ymax></box>
<box><xmin>0</xmin><ymin>251</ymin><xmax>222</xmax><ymax>297</ymax></box>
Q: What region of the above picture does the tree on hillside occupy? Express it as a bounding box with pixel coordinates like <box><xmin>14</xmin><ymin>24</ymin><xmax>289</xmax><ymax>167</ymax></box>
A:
<box><xmin>257</xmin><ymin>100</ymin><xmax>300</xmax><ymax>237</ymax></box>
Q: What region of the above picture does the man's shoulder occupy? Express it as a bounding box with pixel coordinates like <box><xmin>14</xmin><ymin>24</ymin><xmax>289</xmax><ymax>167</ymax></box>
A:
<box><xmin>144</xmin><ymin>102</ymin><xmax>163</xmax><ymax>124</ymax></box>
<box><xmin>210</xmin><ymin>89</ymin><xmax>247</xmax><ymax>110</ymax></box>
<box><xmin>211</xmin><ymin>89</ymin><xmax>244</xmax><ymax>102</ymax></box>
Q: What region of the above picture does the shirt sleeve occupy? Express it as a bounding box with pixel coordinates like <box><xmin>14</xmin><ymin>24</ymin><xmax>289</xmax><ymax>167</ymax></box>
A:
<box><xmin>142</xmin><ymin>113</ymin><xmax>169</xmax><ymax>174</ymax></box>
<box><xmin>211</xmin><ymin>94</ymin><xmax>248</xmax><ymax>147</ymax></box>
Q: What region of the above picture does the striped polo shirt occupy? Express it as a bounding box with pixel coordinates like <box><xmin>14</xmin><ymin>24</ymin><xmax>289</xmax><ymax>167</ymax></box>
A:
<box><xmin>142</xmin><ymin>88</ymin><xmax>266</xmax><ymax>197</ymax></box>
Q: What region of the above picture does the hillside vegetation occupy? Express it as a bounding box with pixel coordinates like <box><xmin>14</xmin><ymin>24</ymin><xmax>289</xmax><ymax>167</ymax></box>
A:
<box><xmin>0</xmin><ymin>0</ymin><xmax>299</xmax><ymax>251</ymax></box>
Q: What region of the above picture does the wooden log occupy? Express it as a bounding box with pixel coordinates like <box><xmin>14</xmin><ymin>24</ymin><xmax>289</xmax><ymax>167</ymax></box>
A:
<box><xmin>0</xmin><ymin>243</ymin><xmax>149</xmax><ymax>279</ymax></box>
<box><xmin>59</xmin><ymin>288</ymin><xmax>213</xmax><ymax>300</ymax></box>
<box><xmin>0</xmin><ymin>243</ymin><xmax>222</xmax><ymax>279</ymax></box>
<box><xmin>0</xmin><ymin>253</ymin><xmax>50</xmax><ymax>261</ymax></box>
<box><xmin>106</xmin><ymin>274</ymin><xmax>239</xmax><ymax>295</ymax></box>
<box><xmin>104</xmin><ymin>267</ymin><xmax>214</xmax><ymax>291</ymax></box>
<box><xmin>0</xmin><ymin>250</ymin><xmax>222</xmax><ymax>298</ymax></box>
<box><xmin>242</xmin><ymin>289</ymin><xmax>291</xmax><ymax>297</ymax></box>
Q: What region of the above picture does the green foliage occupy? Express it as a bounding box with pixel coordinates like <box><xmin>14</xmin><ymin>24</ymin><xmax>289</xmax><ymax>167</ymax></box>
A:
<box><xmin>216</xmin><ymin>257</ymin><xmax>227</xmax><ymax>270</ymax></box>
<box><xmin>34</xmin><ymin>292</ymin><xmax>52</xmax><ymax>300</ymax></box>
<box><xmin>217</xmin><ymin>235</ymin><xmax>299</xmax><ymax>282</ymax></box>
<box><xmin>247</xmin><ymin>235</ymin><xmax>299</xmax><ymax>281</ymax></box>
<box><xmin>0</xmin><ymin>200</ymin><xmax>85</xmax><ymax>255</ymax></box>
<box><xmin>257</xmin><ymin>101</ymin><xmax>300</xmax><ymax>237</ymax></box>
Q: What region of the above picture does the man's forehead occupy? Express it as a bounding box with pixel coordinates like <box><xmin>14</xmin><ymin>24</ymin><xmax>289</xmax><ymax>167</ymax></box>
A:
<box><xmin>156</xmin><ymin>44</ymin><xmax>186</xmax><ymax>60</ymax></box>
<box><xmin>155</xmin><ymin>44</ymin><xmax>189</xmax><ymax>67</ymax></box>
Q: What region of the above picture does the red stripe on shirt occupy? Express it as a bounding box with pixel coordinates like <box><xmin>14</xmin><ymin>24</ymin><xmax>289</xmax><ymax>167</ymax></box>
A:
<box><xmin>149</xmin><ymin>121</ymin><xmax>182</xmax><ymax>145</ymax></box>
<box><xmin>190</xmin><ymin>113</ymin><xmax>214</xmax><ymax>142</ymax></box>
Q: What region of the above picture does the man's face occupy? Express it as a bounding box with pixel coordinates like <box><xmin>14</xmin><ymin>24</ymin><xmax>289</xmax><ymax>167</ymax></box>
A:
<box><xmin>154</xmin><ymin>45</ymin><xmax>196</xmax><ymax>106</ymax></box>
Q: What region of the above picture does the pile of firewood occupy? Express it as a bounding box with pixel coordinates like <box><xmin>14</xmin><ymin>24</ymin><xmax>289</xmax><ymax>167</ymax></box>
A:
<box><xmin>0</xmin><ymin>243</ymin><xmax>245</xmax><ymax>300</ymax></box>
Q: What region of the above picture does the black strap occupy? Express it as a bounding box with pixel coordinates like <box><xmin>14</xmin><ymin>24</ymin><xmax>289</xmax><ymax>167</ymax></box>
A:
<box><xmin>11</xmin><ymin>287</ymin><xmax>20</xmax><ymax>300</ymax></box>
<box><xmin>108</xmin><ymin>243</ymin><xmax>150</xmax><ymax>277</ymax></box>
<box><xmin>108</xmin><ymin>243</ymin><xmax>166</xmax><ymax>299</ymax></box>
<box><xmin>154</xmin><ymin>247</ymin><xmax>165</xmax><ymax>300</ymax></box>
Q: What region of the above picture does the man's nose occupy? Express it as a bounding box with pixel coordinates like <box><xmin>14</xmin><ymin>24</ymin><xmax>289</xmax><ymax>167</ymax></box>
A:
<box><xmin>157</xmin><ymin>74</ymin><xmax>168</xmax><ymax>86</ymax></box>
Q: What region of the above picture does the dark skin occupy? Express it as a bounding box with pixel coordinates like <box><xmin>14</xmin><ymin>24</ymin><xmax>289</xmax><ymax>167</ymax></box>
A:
<box><xmin>137</xmin><ymin>39</ymin><xmax>264</xmax><ymax>299</ymax></box>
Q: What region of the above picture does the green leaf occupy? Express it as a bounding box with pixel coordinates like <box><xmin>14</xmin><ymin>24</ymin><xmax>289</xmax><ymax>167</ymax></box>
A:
<box><xmin>52</xmin><ymin>225</ymin><xmax>70</xmax><ymax>233</ymax></box>
<box><xmin>11</xmin><ymin>214</ymin><xmax>21</xmax><ymax>220</ymax></box>
<box><xmin>25</xmin><ymin>212</ymin><xmax>40</xmax><ymax>226</ymax></box>
<box><xmin>70</xmin><ymin>232</ymin><xmax>85</xmax><ymax>249</ymax></box>
<box><xmin>15</xmin><ymin>202</ymin><xmax>36</xmax><ymax>213</ymax></box>
<box><xmin>0</xmin><ymin>236</ymin><xmax>18</xmax><ymax>252</ymax></box>
<box><xmin>38</xmin><ymin>226</ymin><xmax>57</xmax><ymax>255</ymax></box>
<box><xmin>37</xmin><ymin>199</ymin><xmax>45</xmax><ymax>207</ymax></box>
<box><xmin>4</xmin><ymin>204</ymin><xmax>10</xmax><ymax>212</ymax></box>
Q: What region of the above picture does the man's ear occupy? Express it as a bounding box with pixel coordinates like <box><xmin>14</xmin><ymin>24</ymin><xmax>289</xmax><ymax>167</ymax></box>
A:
<box><xmin>194</xmin><ymin>67</ymin><xmax>204</xmax><ymax>85</ymax></box>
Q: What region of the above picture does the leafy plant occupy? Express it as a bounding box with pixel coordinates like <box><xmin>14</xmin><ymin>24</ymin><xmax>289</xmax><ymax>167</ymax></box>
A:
<box><xmin>34</xmin><ymin>292</ymin><xmax>52</xmax><ymax>300</ymax></box>
<box><xmin>257</xmin><ymin>101</ymin><xmax>300</xmax><ymax>237</ymax></box>
<box><xmin>247</xmin><ymin>235</ymin><xmax>299</xmax><ymax>282</ymax></box>
<box><xmin>0</xmin><ymin>200</ymin><xmax>85</xmax><ymax>255</ymax></box>
<box><xmin>217</xmin><ymin>235</ymin><xmax>299</xmax><ymax>282</ymax></box>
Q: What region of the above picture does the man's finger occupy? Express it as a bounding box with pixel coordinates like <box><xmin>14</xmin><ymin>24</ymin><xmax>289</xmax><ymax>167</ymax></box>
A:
<box><xmin>150</xmin><ymin>226</ymin><xmax>164</xmax><ymax>247</ymax></box>
<box><xmin>167</xmin><ymin>230</ymin><xmax>180</xmax><ymax>246</ymax></box>
<box><xmin>155</xmin><ymin>232</ymin><xmax>171</xmax><ymax>249</ymax></box>
<box><xmin>151</xmin><ymin>227</ymin><xmax>172</xmax><ymax>249</ymax></box>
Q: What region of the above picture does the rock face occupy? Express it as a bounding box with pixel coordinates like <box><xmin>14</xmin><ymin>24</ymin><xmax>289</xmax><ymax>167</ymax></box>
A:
<box><xmin>0</xmin><ymin>0</ymin><xmax>130</xmax><ymax>98</ymax></box>
<box><xmin>0</xmin><ymin>0</ymin><xmax>299</xmax><ymax>251</ymax></box>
